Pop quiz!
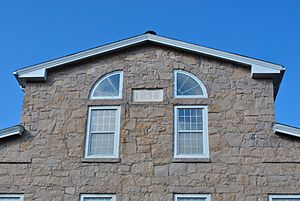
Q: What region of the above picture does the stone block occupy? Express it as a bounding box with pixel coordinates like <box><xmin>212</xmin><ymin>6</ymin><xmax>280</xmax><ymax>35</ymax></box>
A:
<box><xmin>154</xmin><ymin>165</ymin><xmax>169</xmax><ymax>176</ymax></box>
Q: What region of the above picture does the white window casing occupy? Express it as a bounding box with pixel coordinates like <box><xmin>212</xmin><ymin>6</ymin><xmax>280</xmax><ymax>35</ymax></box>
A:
<box><xmin>174</xmin><ymin>105</ymin><xmax>209</xmax><ymax>158</ymax></box>
<box><xmin>85</xmin><ymin>106</ymin><xmax>121</xmax><ymax>159</ymax></box>
<box><xmin>0</xmin><ymin>194</ymin><xmax>24</xmax><ymax>201</ymax></box>
<box><xmin>174</xmin><ymin>194</ymin><xmax>211</xmax><ymax>201</ymax></box>
<box><xmin>80</xmin><ymin>194</ymin><xmax>116</xmax><ymax>201</ymax></box>
<box><xmin>90</xmin><ymin>71</ymin><xmax>123</xmax><ymax>100</ymax></box>
<box><xmin>174</xmin><ymin>70</ymin><xmax>208</xmax><ymax>98</ymax></box>
<box><xmin>269</xmin><ymin>195</ymin><xmax>300</xmax><ymax>201</ymax></box>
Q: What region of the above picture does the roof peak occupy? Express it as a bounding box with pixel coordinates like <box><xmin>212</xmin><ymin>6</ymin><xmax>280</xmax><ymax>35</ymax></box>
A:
<box><xmin>144</xmin><ymin>30</ymin><xmax>156</xmax><ymax>35</ymax></box>
<box><xmin>13</xmin><ymin>33</ymin><xmax>285</xmax><ymax>98</ymax></box>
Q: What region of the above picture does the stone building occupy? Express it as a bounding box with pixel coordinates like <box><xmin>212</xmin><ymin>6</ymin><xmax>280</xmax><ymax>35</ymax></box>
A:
<box><xmin>1</xmin><ymin>32</ymin><xmax>300</xmax><ymax>201</ymax></box>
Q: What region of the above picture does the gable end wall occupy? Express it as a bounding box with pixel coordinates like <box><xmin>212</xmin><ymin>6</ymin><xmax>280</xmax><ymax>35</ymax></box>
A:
<box><xmin>1</xmin><ymin>44</ymin><xmax>298</xmax><ymax>200</ymax></box>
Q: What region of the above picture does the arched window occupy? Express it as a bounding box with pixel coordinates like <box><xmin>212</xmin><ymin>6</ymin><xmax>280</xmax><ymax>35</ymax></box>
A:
<box><xmin>174</xmin><ymin>70</ymin><xmax>207</xmax><ymax>98</ymax></box>
<box><xmin>90</xmin><ymin>71</ymin><xmax>123</xmax><ymax>99</ymax></box>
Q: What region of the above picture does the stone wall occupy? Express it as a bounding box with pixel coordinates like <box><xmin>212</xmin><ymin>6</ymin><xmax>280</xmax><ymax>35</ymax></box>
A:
<box><xmin>1</xmin><ymin>44</ymin><xmax>300</xmax><ymax>200</ymax></box>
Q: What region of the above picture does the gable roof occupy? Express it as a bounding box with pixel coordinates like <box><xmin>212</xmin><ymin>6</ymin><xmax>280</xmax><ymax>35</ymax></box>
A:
<box><xmin>13</xmin><ymin>32</ymin><xmax>285</xmax><ymax>97</ymax></box>
<box><xmin>273</xmin><ymin>123</ymin><xmax>300</xmax><ymax>138</ymax></box>
<box><xmin>0</xmin><ymin>125</ymin><xmax>24</xmax><ymax>139</ymax></box>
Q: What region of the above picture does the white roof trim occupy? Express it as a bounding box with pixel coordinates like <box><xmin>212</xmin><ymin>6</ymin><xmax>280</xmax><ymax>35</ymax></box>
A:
<box><xmin>15</xmin><ymin>34</ymin><xmax>150</xmax><ymax>76</ymax></box>
<box><xmin>0</xmin><ymin>125</ymin><xmax>24</xmax><ymax>139</ymax></box>
<box><xmin>148</xmin><ymin>34</ymin><xmax>283</xmax><ymax>71</ymax></box>
<box><xmin>14</xmin><ymin>33</ymin><xmax>284</xmax><ymax>81</ymax></box>
<box><xmin>273</xmin><ymin>123</ymin><xmax>300</xmax><ymax>138</ymax></box>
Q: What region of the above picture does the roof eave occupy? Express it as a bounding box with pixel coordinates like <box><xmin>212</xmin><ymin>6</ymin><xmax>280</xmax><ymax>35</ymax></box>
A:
<box><xmin>273</xmin><ymin>123</ymin><xmax>300</xmax><ymax>138</ymax></box>
<box><xmin>0</xmin><ymin>125</ymin><xmax>24</xmax><ymax>139</ymax></box>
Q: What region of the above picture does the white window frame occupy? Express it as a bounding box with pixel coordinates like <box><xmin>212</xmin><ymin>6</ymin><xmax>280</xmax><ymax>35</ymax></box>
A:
<box><xmin>174</xmin><ymin>70</ymin><xmax>208</xmax><ymax>98</ymax></box>
<box><xmin>90</xmin><ymin>71</ymin><xmax>123</xmax><ymax>100</ymax></box>
<box><xmin>0</xmin><ymin>194</ymin><xmax>24</xmax><ymax>201</ymax></box>
<box><xmin>174</xmin><ymin>194</ymin><xmax>211</xmax><ymax>201</ymax></box>
<box><xmin>269</xmin><ymin>195</ymin><xmax>300</xmax><ymax>201</ymax></box>
<box><xmin>84</xmin><ymin>106</ymin><xmax>121</xmax><ymax>159</ymax></box>
<box><xmin>174</xmin><ymin>105</ymin><xmax>209</xmax><ymax>159</ymax></box>
<box><xmin>80</xmin><ymin>194</ymin><xmax>116</xmax><ymax>201</ymax></box>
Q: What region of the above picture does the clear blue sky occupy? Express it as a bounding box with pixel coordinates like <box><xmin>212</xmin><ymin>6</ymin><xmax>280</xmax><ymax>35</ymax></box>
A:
<box><xmin>0</xmin><ymin>1</ymin><xmax>299</xmax><ymax>129</ymax></box>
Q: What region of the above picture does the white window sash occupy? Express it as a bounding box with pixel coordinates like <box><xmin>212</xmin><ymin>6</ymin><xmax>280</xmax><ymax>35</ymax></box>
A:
<box><xmin>269</xmin><ymin>195</ymin><xmax>300</xmax><ymax>201</ymax></box>
<box><xmin>174</xmin><ymin>105</ymin><xmax>209</xmax><ymax>158</ymax></box>
<box><xmin>90</xmin><ymin>71</ymin><xmax>123</xmax><ymax>100</ymax></box>
<box><xmin>85</xmin><ymin>106</ymin><xmax>121</xmax><ymax>159</ymax></box>
<box><xmin>80</xmin><ymin>194</ymin><xmax>116</xmax><ymax>201</ymax></box>
<box><xmin>0</xmin><ymin>194</ymin><xmax>24</xmax><ymax>201</ymax></box>
<box><xmin>90</xmin><ymin>131</ymin><xmax>115</xmax><ymax>134</ymax></box>
<box><xmin>174</xmin><ymin>194</ymin><xmax>211</xmax><ymax>201</ymax></box>
<box><xmin>174</xmin><ymin>70</ymin><xmax>208</xmax><ymax>98</ymax></box>
<box><xmin>178</xmin><ymin>130</ymin><xmax>203</xmax><ymax>133</ymax></box>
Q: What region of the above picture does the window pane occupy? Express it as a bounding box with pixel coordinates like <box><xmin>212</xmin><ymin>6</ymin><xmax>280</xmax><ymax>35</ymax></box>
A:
<box><xmin>272</xmin><ymin>199</ymin><xmax>300</xmax><ymax>201</ymax></box>
<box><xmin>83</xmin><ymin>198</ymin><xmax>112</xmax><ymax>201</ymax></box>
<box><xmin>91</xmin><ymin>110</ymin><xmax>116</xmax><ymax>132</ymax></box>
<box><xmin>178</xmin><ymin>108</ymin><xmax>203</xmax><ymax>131</ymax></box>
<box><xmin>90</xmin><ymin>133</ymin><xmax>114</xmax><ymax>155</ymax></box>
<box><xmin>178</xmin><ymin>132</ymin><xmax>203</xmax><ymax>155</ymax></box>
<box><xmin>177</xmin><ymin>198</ymin><xmax>206</xmax><ymax>201</ymax></box>
<box><xmin>176</xmin><ymin>72</ymin><xmax>204</xmax><ymax>96</ymax></box>
<box><xmin>92</xmin><ymin>72</ymin><xmax>121</xmax><ymax>98</ymax></box>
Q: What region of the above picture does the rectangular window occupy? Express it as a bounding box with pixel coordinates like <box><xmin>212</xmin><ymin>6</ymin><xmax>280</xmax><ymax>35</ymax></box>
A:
<box><xmin>174</xmin><ymin>194</ymin><xmax>211</xmax><ymax>201</ymax></box>
<box><xmin>0</xmin><ymin>194</ymin><xmax>24</xmax><ymax>201</ymax></box>
<box><xmin>174</xmin><ymin>106</ymin><xmax>209</xmax><ymax>158</ymax></box>
<box><xmin>85</xmin><ymin>106</ymin><xmax>121</xmax><ymax>158</ymax></box>
<box><xmin>80</xmin><ymin>194</ymin><xmax>116</xmax><ymax>201</ymax></box>
<box><xmin>269</xmin><ymin>195</ymin><xmax>300</xmax><ymax>201</ymax></box>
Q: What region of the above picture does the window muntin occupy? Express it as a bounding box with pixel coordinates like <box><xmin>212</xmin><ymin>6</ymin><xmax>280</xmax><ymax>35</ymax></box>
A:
<box><xmin>90</xmin><ymin>71</ymin><xmax>123</xmax><ymax>99</ymax></box>
<box><xmin>85</xmin><ymin>106</ymin><xmax>120</xmax><ymax>158</ymax></box>
<box><xmin>80</xmin><ymin>194</ymin><xmax>116</xmax><ymax>201</ymax></box>
<box><xmin>174</xmin><ymin>194</ymin><xmax>211</xmax><ymax>201</ymax></box>
<box><xmin>174</xmin><ymin>106</ymin><xmax>209</xmax><ymax>158</ymax></box>
<box><xmin>174</xmin><ymin>70</ymin><xmax>207</xmax><ymax>98</ymax></box>
<box><xmin>269</xmin><ymin>195</ymin><xmax>300</xmax><ymax>201</ymax></box>
<box><xmin>0</xmin><ymin>195</ymin><xmax>24</xmax><ymax>201</ymax></box>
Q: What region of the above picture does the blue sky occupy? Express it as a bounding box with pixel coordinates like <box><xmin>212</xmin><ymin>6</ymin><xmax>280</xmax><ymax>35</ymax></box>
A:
<box><xmin>0</xmin><ymin>1</ymin><xmax>299</xmax><ymax>128</ymax></box>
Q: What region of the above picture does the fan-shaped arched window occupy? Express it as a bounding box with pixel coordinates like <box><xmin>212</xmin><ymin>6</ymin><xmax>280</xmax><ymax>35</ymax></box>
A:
<box><xmin>174</xmin><ymin>70</ymin><xmax>207</xmax><ymax>98</ymax></box>
<box><xmin>90</xmin><ymin>71</ymin><xmax>123</xmax><ymax>99</ymax></box>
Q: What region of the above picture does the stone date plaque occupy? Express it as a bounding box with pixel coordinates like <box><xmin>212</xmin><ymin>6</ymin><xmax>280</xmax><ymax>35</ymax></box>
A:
<box><xmin>133</xmin><ymin>89</ymin><xmax>163</xmax><ymax>102</ymax></box>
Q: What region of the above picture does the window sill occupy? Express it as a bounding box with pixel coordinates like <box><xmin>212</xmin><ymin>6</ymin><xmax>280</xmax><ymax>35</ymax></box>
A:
<box><xmin>82</xmin><ymin>158</ymin><xmax>121</xmax><ymax>163</ymax></box>
<box><xmin>172</xmin><ymin>158</ymin><xmax>211</xmax><ymax>163</ymax></box>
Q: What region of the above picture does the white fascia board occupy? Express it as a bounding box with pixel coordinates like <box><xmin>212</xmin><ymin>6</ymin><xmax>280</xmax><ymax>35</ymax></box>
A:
<box><xmin>14</xmin><ymin>34</ymin><xmax>149</xmax><ymax>76</ymax></box>
<box><xmin>273</xmin><ymin>123</ymin><xmax>300</xmax><ymax>138</ymax></box>
<box><xmin>0</xmin><ymin>125</ymin><xmax>24</xmax><ymax>139</ymax></box>
<box><xmin>251</xmin><ymin>64</ymin><xmax>283</xmax><ymax>78</ymax></box>
<box><xmin>14</xmin><ymin>33</ymin><xmax>284</xmax><ymax>81</ymax></box>
<box><xmin>148</xmin><ymin>34</ymin><xmax>283</xmax><ymax>71</ymax></box>
<box><xmin>17</xmin><ymin>68</ymin><xmax>47</xmax><ymax>81</ymax></box>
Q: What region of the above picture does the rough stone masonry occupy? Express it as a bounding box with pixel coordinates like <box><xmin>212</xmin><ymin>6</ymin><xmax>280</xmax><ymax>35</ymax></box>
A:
<box><xmin>0</xmin><ymin>44</ymin><xmax>299</xmax><ymax>201</ymax></box>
